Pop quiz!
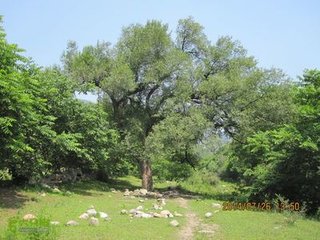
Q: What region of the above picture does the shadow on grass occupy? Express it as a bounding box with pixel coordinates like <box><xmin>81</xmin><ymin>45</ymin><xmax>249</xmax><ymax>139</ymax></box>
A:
<box><xmin>177</xmin><ymin>186</ymin><xmax>240</xmax><ymax>201</ymax></box>
<box><xmin>0</xmin><ymin>187</ymin><xmax>29</xmax><ymax>209</ymax></box>
<box><xmin>60</xmin><ymin>178</ymin><xmax>139</xmax><ymax>196</ymax></box>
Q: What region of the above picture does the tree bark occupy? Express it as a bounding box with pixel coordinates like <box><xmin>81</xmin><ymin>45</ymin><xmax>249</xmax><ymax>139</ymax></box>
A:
<box><xmin>140</xmin><ymin>160</ymin><xmax>153</xmax><ymax>191</ymax></box>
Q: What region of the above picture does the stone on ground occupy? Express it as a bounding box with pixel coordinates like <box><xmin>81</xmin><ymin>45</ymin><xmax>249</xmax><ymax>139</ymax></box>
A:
<box><xmin>205</xmin><ymin>212</ymin><xmax>213</xmax><ymax>218</ymax></box>
<box><xmin>160</xmin><ymin>210</ymin><xmax>173</xmax><ymax>218</ymax></box>
<box><xmin>212</xmin><ymin>203</ymin><xmax>222</xmax><ymax>209</ymax></box>
<box><xmin>23</xmin><ymin>214</ymin><xmax>36</xmax><ymax>221</ymax></box>
<box><xmin>139</xmin><ymin>189</ymin><xmax>148</xmax><ymax>195</ymax></box>
<box><xmin>174</xmin><ymin>211</ymin><xmax>183</xmax><ymax>217</ymax></box>
<box><xmin>66</xmin><ymin>220</ymin><xmax>79</xmax><ymax>226</ymax></box>
<box><xmin>89</xmin><ymin>217</ymin><xmax>99</xmax><ymax>226</ymax></box>
<box><xmin>79</xmin><ymin>213</ymin><xmax>89</xmax><ymax>220</ymax></box>
<box><xmin>52</xmin><ymin>187</ymin><xmax>61</xmax><ymax>193</ymax></box>
<box><xmin>124</xmin><ymin>189</ymin><xmax>130</xmax><ymax>196</ymax></box>
<box><xmin>50</xmin><ymin>221</ymin><xmax>60</xmax><ymax>225</ymax></box>
<box><xmin>170</xmin><ymin>220</ymin><xmax>179</xmax><ymax>227</ymax></box>
<box><xmin>152</xmin><ymin>213</ymin><xmax>162</xmax><ymax>218</ymax></box>
<box><xmin>120</xmin><ymin>209</ymin><xmax>128</xmax><ymax>215</ymax></box>
<box><xmin>87</xmin><ymin>208</ymin><xmax>97</xmax><ymax>216</ymax></box>
<box><xmin>99</xmin><ymin>212</ymin><xmax>109</xmax><ymax>220</ymax></box>
<box><xmin>157</xmin><ymin>198</ymin><xmax>166</xmax><ymax>206</ymax></box>
<box><xmin>153</xmin><ymin>204</ymin><xmax>162</xmax><ymax>210</ymax></box>
<box><xmin>136</xmin><ymin>205</ymin><xmax>143</xmax><ymax>210</ymax></box>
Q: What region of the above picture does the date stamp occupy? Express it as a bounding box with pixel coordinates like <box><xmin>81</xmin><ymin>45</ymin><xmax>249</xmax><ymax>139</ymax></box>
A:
<box><xmin>222</xmin><ymin>201</ymin><xmax>300</xmax><ymax>211</ymax></box>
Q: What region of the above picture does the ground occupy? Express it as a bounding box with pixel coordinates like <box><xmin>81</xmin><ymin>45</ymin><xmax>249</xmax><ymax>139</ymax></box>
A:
<box><xmin>0</xmin><ymin>176</ymin><xmax>319</xmax><ymax>239</ymax></box>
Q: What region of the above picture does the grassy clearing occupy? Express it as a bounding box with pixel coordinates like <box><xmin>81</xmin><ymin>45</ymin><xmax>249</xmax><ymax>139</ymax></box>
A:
<box><xmin>0</xmin><ymin>179</ymin><xmax>184</xmax><ymax>240</ymax></box>
<box><xmin>0</xmin><ymin>177</ymin><xmax>319</xmax><ymax>240</ymax></box>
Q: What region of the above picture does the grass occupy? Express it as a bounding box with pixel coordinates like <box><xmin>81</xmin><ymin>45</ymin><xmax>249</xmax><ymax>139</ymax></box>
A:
<box><xmin>189</xmin><ymin>199</ymin><xmax>320</xmax><ymax>240</ymax></box>
<box><xmin>0</xmin><ymin>176</ymin><xmax>319</xmax><ymax>239</ymax></box>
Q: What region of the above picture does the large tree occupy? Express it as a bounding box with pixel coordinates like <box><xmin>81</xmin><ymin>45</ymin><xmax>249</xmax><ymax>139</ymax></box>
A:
<box><xmin>62</xmin><ymin>17</ymin><xmax>290</xmax><ymax>190</ymax></box>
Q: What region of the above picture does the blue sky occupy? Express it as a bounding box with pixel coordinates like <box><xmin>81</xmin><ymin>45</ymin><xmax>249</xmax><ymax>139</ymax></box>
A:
<box><xmin>2</xmin><ymin>0</ymin><xmax>320</xmax><ymax>80</ymax></box>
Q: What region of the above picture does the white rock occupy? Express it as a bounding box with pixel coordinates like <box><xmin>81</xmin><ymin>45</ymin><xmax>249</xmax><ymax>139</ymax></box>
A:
<box><xmin>136</xmin><ymin>205</ymin><xmax>143</xmax><ymax>210</ymax></box>
<box><xmin>153</xmin><ymin>204</ymin><xmax>162</xmax><ymax>210</ymax></box>
<box><xmin>99</xmin><ymin>212</ymin><xmax>109</xmax><ymax>219</ymax></box>
<box><xmin>152</xmin><ymin>213</ymin><xmax>162</xmax><ymax>218</ymax></box>
<box><xmin>141</xmin><ymin>213</ymin><xmax>152</xmax><ymax>218</ymax></box>
<box><xmin>40</xmin><ymin>193</ymin><xmax>46</xmax><ymax>197</ymax></box>
<box><xmin>120</xmin><ymin>209</ymin><xmax>128</xmax><ymax>215</ymax></box>
<box><xmin>205</xmin><ymin>212</ymin><xmax>213</xmax><ymax>218</ymax></box>
<box><xmin>52</xmin><ymin>187</ymin><xmax>61</xmax><ymax>193</ymax></box>
<box><xmin>87</xmin><ymin>208</ymin><xmax>97</xmax><ymax>216</ymax></box>
<box><xmin>212</xmin><ymin>203</ymin><xmax>222</xmax><ymax>209</ymax></box>
<box><xmin>130</xmin><ymin>196</ymin><xmax>136</xmax><ymax>199</ymax></box>
<box><xmin>124</xmin><ymin>189</ymin><xmax>130</xmax><ymax>196</ymax></box>
<box><xmin>66</xmin><ymin>220</ymin><xmax>79</xmax><ymax>226</ymax></box>
<box><xmin>160</xmin><ymin>210</ymin><xmax>173</xmax><ymax>218</ymax></box>
<box><xmin>50</xmin><ymin>221</ymin><xmax>60</xmax><ymax>225</ymax></box>
<box><xmin>89</xmin><ymin>217</ymin><xmax>99</xmax><ymax>226</ymax></box>
<box><xmin>214</xmin><ymin>210</ymin><xmax>220</xmax><ymax>213</ymax></box>
<box><xmin>139</xmin><ymin>199</ymin><xmax>144</xmax><ymax>203</ymax></box>
<box><xmin>79</xmin><ymin>213</ymin><xmax>89</xmax><ymax>220</ymax></box>
<box><xmin>23</xmin><ymin>214</ymin><xmax>36</xmax><ymax>221</ymax></box>
<box><xmin>129</xmin><ymin>209</ymin><xmax>137</xmax><ymax>214</ymax></box>
<box><xmin>174</xmin><ymin>212</ymin><xmax>183</xmax><ymax>217</ymax></box>
<box><xmin>157</xmin><ymin>198</ymin><xmax>166</xmax><ymax>206</ymax></box>
<box><xmin>140</xmin><ymin>189</ymin><xmax>148</xmax><ymax>195</ymax></box>
<box><xmin>170</xmin><ymin>220</ymin><xmax>179</xmax><ymax>227</ymax></box>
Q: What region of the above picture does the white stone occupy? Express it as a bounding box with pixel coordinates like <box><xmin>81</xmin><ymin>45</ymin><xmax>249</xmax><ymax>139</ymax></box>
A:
<box><xmin>160</xmin><ymin>210</ymin><xmax>172</xmax><ymax>218</ymax></box>
<box><xmin>157</xmin><ymin>198</ymin><xmax>166</xmax><ymax>206</ymax></box>
<box><xmin>174</xmin><ymin>212</ymin><xmax>183</xmax><ymax>217</ymax></box>
<box><xmin>124</xmin><ymin>189</ymin><xmax>130</xmax><ymax>196</ymax></box>
<box><xmin>52</xmin><ymin>187</ymin><xmax>61</xmax><ymax>193</ymax></box>
<box><xmin>120</xmin><ymin>209</ymin><xmax>128</xmax><ymax>215</ymax></box>
<box><xmin>66</xmin><ymin>220</ymin><xmax>79</xmax><ymax>226</ymax></box>
<box><xmin>87</xmin><ymin>208</ymin><xmax>97</xmax><ymax>216</ymax></box>
<box><xmin>99</xmin><ymin>212</ymin><xmax>109</xmax><ymax>219</ymax></box>
<box><xmin>139</xmin><ymin>189</ymin><xmax>148</xmax><ymax>195</ymax></box>
<box><xmin>23</xmin><ymin>214</ymin><xmax>36</xmax><ymax>221</ymax></box>
<box><xmin>170</xmin><ymin>220</ymin><xmax>179</xmax><ymax>227</ymax></box>
<box><xmin>50</xmin><ymin>221</ymin><xmax>60</xmax><ymax>225</ymax></box>
<box><xmin>212</xmin><ymin>203</ymin><xmax>222</xmax><ymax>209</ymax></box>
<box><xmin>89</xmin><ymin>217</ymin><xmax>99</xmax><ymax>226</ymax></box>
<box><xmin>141</xmin><ymin>213</ymin><xmax>152</xmax><ymax>218</ymax></box>
<box><xmin>153</xmin><ymin>204</ymin><xmax>162</xmax><ymax>210</ymax></box>
<box><xmin>129</xmin><ymin>209</ymin><xmax>137</xmax><ymax>214</ymax></box>
<box><xmin>139</xmin><ymin>199</ymin><xmax>144</xmax><ymax>203</ymax></box>
<box><xmin>79</xmin><ymin>213</ymin><xmax>89</xmax><ymax>220</ymax></box>
<box><xmin>152</xmin><ymin>213</ymin><xmax>162</xmax><ymax>218</ymax></box>
<box><xmin>205</xmin><ymin>212</ymin><xmax>213</xmax><ymax>218</ymax></box>
<box><xmin>136</xmin><ymin>205</ymin><xmax>143</xmax><ymax>210</ymax></box>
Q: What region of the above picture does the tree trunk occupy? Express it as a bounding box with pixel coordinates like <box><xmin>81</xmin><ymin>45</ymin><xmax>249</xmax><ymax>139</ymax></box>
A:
<box><xmin>140</xmin><ymin>160</ymin><xmax>153</xmax><ymax>191</ymax></box>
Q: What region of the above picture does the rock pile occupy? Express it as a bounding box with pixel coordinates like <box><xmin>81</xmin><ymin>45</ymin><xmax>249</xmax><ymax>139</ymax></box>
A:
<box><xmin>123</xmin><ymin>188</ymin><xmax>163</xmax><ymax>198</ymax></box>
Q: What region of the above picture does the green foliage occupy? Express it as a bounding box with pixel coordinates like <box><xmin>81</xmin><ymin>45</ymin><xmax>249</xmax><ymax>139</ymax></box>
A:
<box><xmin>231</xmin><ymin>69</ymin><xmax>320</xmax><ymax>215</ymax></box>
<box><xmin>0</xmin><ymin>20</ymin><xmax>120</xmax><ymax>182</ymax></box>
<box><xmin>5</xmin><ymin>215</ymin><xmax>58</xmax><ymax>240</ymax></box>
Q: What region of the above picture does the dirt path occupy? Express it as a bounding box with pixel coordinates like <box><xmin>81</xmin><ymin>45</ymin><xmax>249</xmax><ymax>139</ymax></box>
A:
<box><xmin>176</xmin><ymin>197</ymin><xmax>218</xmax><ymax>240</ymax></box>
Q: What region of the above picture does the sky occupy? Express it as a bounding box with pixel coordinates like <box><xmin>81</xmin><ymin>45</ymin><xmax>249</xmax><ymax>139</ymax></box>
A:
<box><xmin>2</xmin><ymin>0</ymin><xmax>320</xmax><ymax>83</ymax></box>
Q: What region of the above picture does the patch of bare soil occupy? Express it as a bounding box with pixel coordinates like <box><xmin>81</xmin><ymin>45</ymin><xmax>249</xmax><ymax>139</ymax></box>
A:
<box><xmin>176</xmin><ymin>197</ymin><xmax>219</xmax><ymax>240</ymax></box>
